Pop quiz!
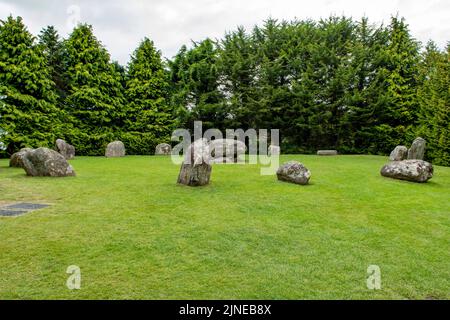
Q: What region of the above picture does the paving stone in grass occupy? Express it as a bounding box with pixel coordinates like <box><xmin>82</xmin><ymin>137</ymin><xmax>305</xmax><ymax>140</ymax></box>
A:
<box><xmin>5</xmin><ymin>203</ymin><xmax>50</xmax><ymax>210</ymax></box>
<box><xmin>0</xmin><ymin>209</ymin><xmax>29</xmax><ymax>217</ymax></box>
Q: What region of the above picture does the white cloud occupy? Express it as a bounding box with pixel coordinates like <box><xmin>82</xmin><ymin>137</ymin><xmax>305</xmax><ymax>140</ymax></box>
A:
<box><xmin>1</xmin><ymin>0</ymin><xmax>448</xmax><ymax>64</ymax></box>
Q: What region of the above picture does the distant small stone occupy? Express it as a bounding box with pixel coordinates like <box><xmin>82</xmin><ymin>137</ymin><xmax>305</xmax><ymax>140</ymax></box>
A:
<box><xmin>22</xmin><ymin>148</ymin><xmax>76</xmax><ymax>177</ymax></box>
<box><xmin>381</xmin><ymin>160</ymin><xmax>433</xmax><ymax>183</ymax></box>
<box><xmin>277</xmin><ymin>161</ymin><xmax>311</xmax><ymax>185</ymax></box>
<box><xmin>389</xmin><ymin>146</ymin><xmax>408</xmax><ymax>161</ymax></box>
<box><xmin>317</xmin><ymin>150</ymin><xmax>338</xmax><ymax>156</ymax></box>
<box><xmin>408</xmin><ymin>138</ymin><xmax>426</xmax><ymax>160</ymax></box>
<box><xmin>178</xmin><ymin>139</ymin><xmax>212</xmax><ymax>187</ymax></box>
<box><xmin>105</xmin><ymin>141</ymin><xmax>125</xmax><ymax>158</ymax></box>
<box><xmin>268</xmin><ymin>145</ymin><xmax>281</xmax><ymax>156</ymax></box>
<box><xmin>56</xmin><ymin>139</ymin><xmax>75</xmax><ymax>160</ymax></box>
<box><xmin>9</xmin><ymin>148</ymin><xmax>33</xmax><ymax>168</ymax></box>
<box><xmin>155</xmin><ymin>143</ymin><xmax>172</xmax><ymax>155</ymax></box>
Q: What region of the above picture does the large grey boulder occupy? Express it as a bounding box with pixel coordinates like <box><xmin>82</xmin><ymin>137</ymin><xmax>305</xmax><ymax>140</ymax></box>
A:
<box><xmin>381</xmin><ymin>160</ymin><xmax>433</xmax><ymax>183</ymax></box>
<box><xmin>317</xmin><ymin>150</ymin><xmax>338</xmax><ymax>156</ymax></box>
<box><xmin>9</xmin><ymin>148</ymin><xmax>33</xmax><ymax>168</ymax></box>
<box><xmin>178</xmin><ymin>139</ymin><xmax>212</xmax><ymax>186</ymax></box>
<box><xmin>210</xmin><ymin>139</ymin><xmax>246</xmax><ymax>164</ymax></box>
<box><xmin>56</xmin><ymin>139</ymin><xmax>75</xmax><ymax>160</ymax></box>
<box><xmin>389</xmin><ymin>146</ymin><xmax>408</xmax><ymax>161</ymax></box>
<box><xmin>277</xmin><ymin>161</ymin><xmax>311</xmax><ymax>185</ymax></box>
<box><xmin>155</xmin><ymin>143</ymin><xmax>172</xmax><ymax>155</ymax></box>
<box><xmin>408</xmin><ymin>138</ymin><xmax>426</xmax><ymax>160</ymax></box>
<box><xmin>105</xmin><ymin>141</ymin><xmax>125</xmax><ymax>158</ymax></box>
<box><xmin>21</xmin><ymin>148</ymin><xmax>76</xmax><ymax>177</ymax></box>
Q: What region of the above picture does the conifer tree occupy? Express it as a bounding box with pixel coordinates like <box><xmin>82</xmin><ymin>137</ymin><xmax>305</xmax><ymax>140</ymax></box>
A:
<box><xmin>126</xmin><ymin>38</ymin><xmax>174</xmax><ymax>147</ymax></box>
<box><xmin>0</xmin><ymin>16</ymin><xmax>61</xmax><ymax>154</ymax></box>
<box><xmin>63</xmin><ymin>24</ymin><xmax>125</xmax><ymax>155</ymax></box>
<box><xmin>38</xmin><ymin>26</ymin><xmax>68</xmax><ymax>99</ymax></box>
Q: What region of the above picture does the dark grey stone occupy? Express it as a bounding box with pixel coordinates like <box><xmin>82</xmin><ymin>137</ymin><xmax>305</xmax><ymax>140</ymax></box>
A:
<box><xmin>9</xmin><ymin>148</ymin><xmax>33</xmax><ymax>168</ymax></box>
<box><xmin>317</xmin><ymin>150</ymin><xmax>338</xmax><ymax>156</ymax></box>
<box><xmin>277</xmin><ymin>161</ymin><xmax>311</xmax><ymax>185</ymax></box>
<box><xmin>381</xmin><ymin>160</ymin><xmax>433</xmax><ymax>183</ymax></box>
<box><xmin>155</xmin><ymin>143</ymin><xmax>172</xmax><ymax>155</ymax></box>
<box><xmin>389</xmin><ymin>146</ymin><xmax>408</xmax><ymax>161</ymax></box>
<box><xmin>56</xmin><ymin>139</ymin><xmax>75</xmax><ymax>160</ymax></box>
<box><xmin>408</xmin><ymin>137</ymin><xmax>426</xmax><ymax>160</ymax></box>
<box><xmin>105</xmin><ymin>141</ymin><xmax>126</xmax><ymax>158</ymax></box>
<box><xmin>22</xmin><ymin>148</ymin><xmax>76</xmax><ymax>177</ymax></box>
<box><xmin>178</xmin><ymin>139</ymin><xmax>212</xmax><ymax>187</ymax></box>
<box><xmin>5</xmin><ymin>203</ymin><xmax>49</xmax><ymax>210</ymax></box>
<box><xmin>0</xmin><ymin>210</ymin><xmax>28</xmax><ymax>217</ymax></box>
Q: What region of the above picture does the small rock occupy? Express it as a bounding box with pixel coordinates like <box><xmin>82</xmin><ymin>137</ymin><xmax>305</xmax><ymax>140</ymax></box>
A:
<box><xmin>9</xmin><ymin>148</ymin><xmax>33</xmax><ymax>168</ymax></box>
<box><xmin>22</xmin><ymin>148</ymin><xmax>76</xmax><ymax>177</ymax></box>
<box><xmin>381</xmin><ymin>160</ymin><xmax>433</xmax><ymax>183</ymax></box>
<box><xmin>408</xmin><ymin>138</ymin><xmax>426</xmax><ymax>160</ymax></box>
<box><xmin>155</xmin><ymin>143</ymin><xmax>172</xmax><ymax>155</ymax></box>
<box><xmin>268</xmin><ymin>145</ymin><xmax>281</xmax><ymax>156</ymax></box>
<box><xmin>105</xmin><ymin>141</ymin><xmax>125</xmax><ymax>158</ymax></box>
<box><xmin>389</xmin><ymin>146</ymin><xmax>408</xmax><ymax>161</ymax></box>
<box><xmin>277</xmin><ymin>161</ymin><xmax>311</xmax><ymax>185</ymax></box>
<box><xmin>317</xmin><ymin>150</ymin><xmax>338</xmax><ymax>156</ymax></box>
<box><xmin>178</xmin><ymin>139</ymin><xmax>212</xmax><ymax>186</ymax></box>
<box><xmin>56</xmin><ymin>139</ymin><xmax>75</xmax><ymax>160</ymax></box>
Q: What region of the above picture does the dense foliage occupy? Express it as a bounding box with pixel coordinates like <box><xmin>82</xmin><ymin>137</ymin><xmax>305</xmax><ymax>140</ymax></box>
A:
<box><xmin>0</xmin><ymin>15</ymin><xmax>448</xmax><ymax>165</ymax></box>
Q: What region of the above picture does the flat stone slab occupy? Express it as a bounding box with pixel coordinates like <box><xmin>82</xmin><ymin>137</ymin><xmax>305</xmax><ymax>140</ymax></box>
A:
<box><xmin>0</xmin><ymin>203</ymin><xmax>50</xmax><ymax>217</ymax></box>
<box><xmin>317</xmin><ymin>150</ymin><xmax>338</xmax><ymax>156</ymax></box>
<box><xmin>5</xmin><ymin>203</ymin><xmax>50</xmax><ymax>210</ymax></box>
<box><xmin>0</xmin><ymin>210</ymin><xmax>28</xmax><ymax>217</ymax></box>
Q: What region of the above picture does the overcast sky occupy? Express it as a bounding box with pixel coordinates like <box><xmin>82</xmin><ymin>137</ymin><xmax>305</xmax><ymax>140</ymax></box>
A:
<box><xmin>1</xmin><ymin>0</ymin><xmax>448</xmax><ymax>64</ymax></box>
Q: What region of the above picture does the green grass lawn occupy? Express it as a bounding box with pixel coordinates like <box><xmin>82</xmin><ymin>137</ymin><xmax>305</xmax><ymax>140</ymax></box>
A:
<box><xmin>0</xmin><ymin>155</ymin><xmax>449</xmax><ymax>300</ymax></box>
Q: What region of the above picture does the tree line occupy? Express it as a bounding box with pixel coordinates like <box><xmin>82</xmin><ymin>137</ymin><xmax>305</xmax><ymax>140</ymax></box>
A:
<box><xmin>0</xmin><ymin>15</ymin><xmax>448</xmax><ymax>165</ymax></box>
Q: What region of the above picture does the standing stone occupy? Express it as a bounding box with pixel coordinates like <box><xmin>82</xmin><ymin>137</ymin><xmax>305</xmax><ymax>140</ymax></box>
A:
<box><xmin>105</xmin><ymin>141</ymin><xmax>125</xmax><ymax>158</ymax></box>
<box><xmin>277</xmin><ymin>161</ymin><xmax>311</xmax><ymax>185</ymax></box>
<box><xmin>210</xmin><ymin>139</ymin><xmax>246</xmax><ymax>164</ymax></box>
<box><xmin>389</xmin><ymin>146</ymin><xmax>408</xmax><ymax>161</ymax></box>
<box><xmin>56</xmin><ymin>139</ymin><xmax>75</xmax><ymax>160</ymax></box>
<box><xmin>381</xmin><ymin>160</ymin><xmax>433</xmax><ymax>183</ymax></box>
<box><xmin>9</xmin><ymin>148</ymin><xmax>33</xmax><ymax>168</ymax></box>
<box><xmin>178</xmin><ymin>139</ymin><xmax>212</xmax><ymax>187</ymax></box>
<box><xmin>155</xmin><ymin>143</ymin><xmax>172</xmax><ymax>155</ymax></box>
<box><xmin>21</xmin><ymin>148</ymin><xmax>76</xmax><ymax>177</ymax></box>
<box><xmin>408</xmin><ymin>138</ymin><xmax>426</xmax><ymax>160</ymax></box>
<box><xmin>317</xmin><ymin>150</ymin><xmax>338</xmax><ymax>156</ymax></box>
<box><xmin>268</xmin><ymin>145</ymin><xmax>281</xmax><ymax>156</ymax></box>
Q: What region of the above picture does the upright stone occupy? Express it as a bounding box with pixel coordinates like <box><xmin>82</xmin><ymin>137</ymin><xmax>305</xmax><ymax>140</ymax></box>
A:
<box><xmin>10</xmin><ymin>148</ymin><xmax>33</xmax><ymax>168</ymax></box>
<box><xmin>408</xmin><ymin>138</ymin><xmax>426</xmax><ymax>160</ymax></box>
<box><xmin>56</xmin><ymin>139</ymin><xmax>75</xmax><ymax>160</ymax></box>
<box><xmin>155</xmin><ymin>143</ymin><xmax>172</xmax><ymax>155</ymax></box>
<box><xmin>105</xmin><ymin>141</ymin><xmax>125</xmax><ymax>158</ymax></box>
<box><xmin>178</xmin><ymin>139</ymin><xmax>212</xmax><ymax>187</ymax></box>
<box><xmin>381</xmin><ymin>160</ymin><xmax>433</xmax><ymax>183</ymax></box>
<box><xmin>389</xmin><ymin>146</ymin><xmax>408</xmax><ymax>161</ymax></box>
<box><xmin>277</xmin><ymin>161</ymin><xmax>311</xmax><ymax>185</ymax></box>
<box><xmin>21</xmin><ymin>148</ymin><xmax>76</xmax><ymax>177</ymax></box>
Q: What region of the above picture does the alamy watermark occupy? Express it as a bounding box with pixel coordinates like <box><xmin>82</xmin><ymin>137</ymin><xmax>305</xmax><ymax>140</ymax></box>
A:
<box><xmin>66</xmin><ymin>4</ymin><xmax>82</xmax><ymax>30</ymax></box>
<box><xmin>171</xmin><ymin>121</ymin><xmax>280</xmax><ymax>175</ymax></box>
<box><xmin>367</xmin><ymin>265</ymin><xmax>382</xmax><ymax>290</ymax></box>
<box><xmin>66</xmin><ymin>265</ymin><xmax>81</xmax><ymax>290</ymax></box>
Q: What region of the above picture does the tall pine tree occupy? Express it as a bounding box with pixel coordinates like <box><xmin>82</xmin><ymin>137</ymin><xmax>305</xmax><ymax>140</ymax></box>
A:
<box><xmin>63</xmin><ymin>24</ymin><xmax>126</xmax><ymax>155</ymax></box>
<box><xmin>0</xmin><ymin>16</ymin><xmax>61</xmax><ymax>154</ymax></box>
<box><xmin>125</xmin><ymin>38</ymin><xmax>174</xmax><ymax>154</ymax></box>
